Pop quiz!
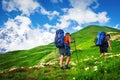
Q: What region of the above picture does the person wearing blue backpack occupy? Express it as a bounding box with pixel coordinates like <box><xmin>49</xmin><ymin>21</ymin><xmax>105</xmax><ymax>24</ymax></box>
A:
<box><xmin>95</xmin><ymin>32</ymin><xmax>112</xmax><ymax>57</ymax></box>
<box><xmin>100</xmin><ymin>34</ymin><xmax>112</xmax><ymax>57</ymax></box>
<box><xmin>55</xmin><ymin>29</ymin><xmax>75</xmax><ymax>70</ymax></box>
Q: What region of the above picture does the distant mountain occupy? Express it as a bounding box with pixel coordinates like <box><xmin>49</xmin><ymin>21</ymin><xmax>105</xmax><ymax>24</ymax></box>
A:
<box><xmin>0</xmin><ymin>25</ymin><xmax>54</xmax><ymax>53</ymax></box>
<box><xmin>0</xmin><ymin>26</ymin><xmax>30</xmax><ymax>53</ymax></box>
<box><xmin>0</xmin><ymin>25</ymin><xmax>120</xmax><ymax>80</ymax></box>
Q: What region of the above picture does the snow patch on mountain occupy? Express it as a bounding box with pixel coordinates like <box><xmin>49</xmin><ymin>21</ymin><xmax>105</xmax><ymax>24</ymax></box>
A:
<box><xmin>0</xmin><ymin>16</ymin><xmax>55</xmax><ymax>53</ymax></box>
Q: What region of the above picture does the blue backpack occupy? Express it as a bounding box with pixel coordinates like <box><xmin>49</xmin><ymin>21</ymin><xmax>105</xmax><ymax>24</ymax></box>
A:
<box><xmin>95</xmin><ymin>31</ymin><xmax>106</xmax><ymax>46</ymax></box>
<box><xmin>54</xmin><ymin>29</ymin><xmax>65</xmax><ymax>48</ymax></box>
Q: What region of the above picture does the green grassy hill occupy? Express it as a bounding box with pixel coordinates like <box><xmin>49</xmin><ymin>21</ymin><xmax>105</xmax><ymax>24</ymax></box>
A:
<box><xmin>0</xmin><ymin>25</ymin><xmax>120</xmax><ymax>80</ymax></box>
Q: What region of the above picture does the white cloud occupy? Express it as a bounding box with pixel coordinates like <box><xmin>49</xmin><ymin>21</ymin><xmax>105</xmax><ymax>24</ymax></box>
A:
<box><xmin>44</xmin><ymin>23</ymin><xmax>52</xmax><ymax>30</ymax></box>
<box><xmin>114</xmin><ymin>24</ymin><xmax>119</xmax><ymax>29</ymax></box>
<box><xmin>62</xmin><ymin>8</ymin><xmax>69</xmax><ymax>13</ymax></box>
<box><xmin>55</xmin><ymin>0</ymin><xmax>109</xmax><ymax>29</ymax></box>
<box><xmin>72</xmin><ymin>26</ymin><xmax>82</xmax><ymax>30</ymax></box>
<box><xmin>4</xmin><ymin>16</ymin><xmax>31</xmax><ymax>35</ymax></box>
<box><xmin>0</xmin><ymin>15</ymin><xmax>54</xmax><ymax>52</ymax></box>
<box><xmin>43</xmin><ymin>23</ymin><xmax>57</xmax><ymax>33</ymax></box>
<box><xmin>51</xmin><ymin>29</ymin><xmax>56</xmax><ymax>33</ymax></box>
<box><xmin>40</xmin><ymin>6</ymin><xmax>59</xmax><ymax>20</ymax></box>
<box><xmin>2</xmin><ymin>0</ymin><xmax>59</xmax><ymax>19</ymax></box>
<box><xmin>56</xmin><ymin>17</ymin><xmax>70</xmax><ymax>29</ymax></box>
<box><xmin>97</xmin><ymin>12</ymin><xmax>110</xmax><ymax>23</ymax></box>
<box><xmin>69</xmin><ymin>0</ymin><xmax>97</xmax><ymax>9</ymax></box>
<box><xmin>2</xmin><ymin>0</ymin><xmax>40</xmax><ymax>16</ymax></box>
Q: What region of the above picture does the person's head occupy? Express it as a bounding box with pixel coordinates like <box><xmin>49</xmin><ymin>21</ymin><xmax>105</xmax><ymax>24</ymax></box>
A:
<box><xmin>65</xmin><ymin>32</ymin><xmax>71</xmax><ymax>36</ymax></box>
<box><xmin>106</xmin><ymin>34</ymin><xmax>111</xmax><ymax>38</ymax></box>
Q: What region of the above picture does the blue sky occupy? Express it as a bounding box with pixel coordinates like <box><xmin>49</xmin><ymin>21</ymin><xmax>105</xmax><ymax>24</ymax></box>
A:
<box><xmin>0</xmin><ymin>0</ymin><xmax>120</xmax><ymax>32</ymax></box>
<box><xmin>96</xmin><ymin>0</ymin><xmax>120</xmax><ymax>28</ymax></box>
<box><xmin>0</xmin><ymin>0</ymin><xmax>120</xmax><ymax>52</ymax></box>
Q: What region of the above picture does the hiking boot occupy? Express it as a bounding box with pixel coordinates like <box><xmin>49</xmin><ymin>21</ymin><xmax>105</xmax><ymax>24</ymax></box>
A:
<box><xmin>60</xmin><ymin>66</ymin><xmax>64</xmax><ymax>70</ymax></box>
<box><xmin>64</xmin><ymin>65</ymin><xmax>70</xmax><ymax>69</ymax></box>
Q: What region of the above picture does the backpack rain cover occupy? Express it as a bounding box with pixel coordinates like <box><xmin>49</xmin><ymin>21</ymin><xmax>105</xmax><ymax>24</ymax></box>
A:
<box><xmin>54</xmin><ymin>29</ymin><xmax>65</xmax><ymax>48</ymax></box>
<box><xmin>95</xmin><ymin>31</ymin><xmax>106</xmax><ymax>46</ymax></box>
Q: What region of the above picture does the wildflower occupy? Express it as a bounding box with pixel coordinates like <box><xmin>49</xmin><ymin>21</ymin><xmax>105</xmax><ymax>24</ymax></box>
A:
<box><xmin>95</xmin><ymin>61</ymin><xmax>98</xmax><ymax>64</ymax></box>
<box><xmin>100</xmin><ymin>61</ymin><xmax>102</xmax><ymax>64</ymax></box>
<box><xmin>93</xmin><ymin>66</ymin><xmax>97</xmax><ymax>71</ymax></box>
<box><xmin>21</xmin><ymin>66</ymin><xmax>24</xmax><ymax>69</ymax></box>
<box><xmin>73</xmin><ymin>77</ymin><xmax>75</xmax><ymax>80</ymax></box>
<box><xmin>85</xmin><ymin>67</ymin><xmax>89</xmax><ymax>71</ymax></box>
<box><xmin>71</xmin><ymin>62</ymin><xmax>76</xmax><ymax>65</ymax></box>
<box><xmin>29</xmin><ymin>66</ymin><xmax>32</xmax><ymax>69</ymax></box>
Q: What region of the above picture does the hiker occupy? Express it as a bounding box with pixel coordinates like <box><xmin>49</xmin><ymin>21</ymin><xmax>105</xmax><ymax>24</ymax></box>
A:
<box><xmin>60</xmin><ymin>32</ymin><xmax>75</xmax><ymax>69</ymax></box>
<box><xmin>95</xmin><ymin>32</ymin><xmax>112</xmax><ymax>57</ymax></box>
<box><xmin>54</xmin><ymin>29</ymin><xmax>75</xmax><ymax>69</ymax></box>
<box><xmin>99</xmin><ymin>34</ymin><xmax>112</xmax><ymax>57</ymax></box>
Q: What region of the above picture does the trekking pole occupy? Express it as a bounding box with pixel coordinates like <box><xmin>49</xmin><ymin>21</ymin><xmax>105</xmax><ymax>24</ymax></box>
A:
<box><xmin>73</xmin><ymin>40</ymin><xmax>79</xmax><ymax>65</ymax></box>
<box><xmin>73</xmin><ymin>39</ymin><xmax>81</xmax><ymax>78</ymax></box>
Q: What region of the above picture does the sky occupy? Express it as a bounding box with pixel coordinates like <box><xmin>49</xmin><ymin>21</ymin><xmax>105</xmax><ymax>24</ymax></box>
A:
<box><xmin>0</xmin><ymin>0</ymin><xmax>120</xmax><ymax>52</ymax></box>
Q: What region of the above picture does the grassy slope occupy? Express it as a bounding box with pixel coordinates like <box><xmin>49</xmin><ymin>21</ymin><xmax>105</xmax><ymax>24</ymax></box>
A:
<box><xmin>0</xmin><ymin>25</ymin><xmax>120</xmax><ymax>80</ymax></box>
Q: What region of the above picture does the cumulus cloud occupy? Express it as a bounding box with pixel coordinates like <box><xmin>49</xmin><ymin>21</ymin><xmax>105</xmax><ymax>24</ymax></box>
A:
<box><xmin>97</xmin><ymin>12</ymin><xmax>109</xmax><ymax>23</ymax></box>
<box><xmin>0</xmin><ymin>15</ymin><xmax>54</xmax><ymax>52</ymax></box>
<box><xmin>72</xmin><ymin>26</ymin><xmax>82</xmax><ymax>30</ymax></box>
<box><xmin>69</xmin><ymin>0</ymin><xmax>95</xmax><ymax>9</ymax></box>
<box><xmin>2</xmin><ymin>0</ymin><xmax>40</xmax><ymax>16</ymax></box>
<box><xmin>56</xmin><ymin>0</ymin><xmax>110</xmax><ymax>29</ymax></box>
<box><xmin>114</xmin><ymin>24</ymin><xmax>120</xmax><ymax>29</ymax></box>
<box><xmin>43</xmin><ymin>23</ymin><xmax>57</xmax><ymax>33</ymax></box>
<box><xmin>40</xmin><ymin>5</ymin><xmax>59</xmax><ymax>20</ymax></box>
<box><xmin>4</xmin><ymin>16</ymin><xmax>31</xmax><ymax>34</ymax></box>
<box><xmin>2</xmin><ymin>0</ymin><xmax>59</xmax><ymax>19</ymax></box>
<box><xmin>56</xmin><ymin>16</ymin><xmax>70</xmax><ymax>29</ymax></box>
<box><xmin>44</xmin><ymin>23</ymin><xmax>53</xmax><ymax>30</ymax></box>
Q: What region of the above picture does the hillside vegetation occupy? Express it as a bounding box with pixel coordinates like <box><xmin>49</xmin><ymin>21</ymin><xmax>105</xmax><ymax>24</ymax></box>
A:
<box><xmin>0</xmin><ymin>25</ymin><xmax>120</xmax><ymax>80</ymax></box>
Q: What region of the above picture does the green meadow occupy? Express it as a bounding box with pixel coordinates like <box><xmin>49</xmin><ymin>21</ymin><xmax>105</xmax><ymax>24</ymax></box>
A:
<box><xmin>0</xmin><ymin>25</ymin><xmax>120</xmax><ymax>80</ymax></box>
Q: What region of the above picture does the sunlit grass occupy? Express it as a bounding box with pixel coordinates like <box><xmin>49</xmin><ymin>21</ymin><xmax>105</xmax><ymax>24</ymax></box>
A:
<box><xmin>0</xmin><ymin>25</ymin><xmax>120</xmax><ymax>80</ymax></box>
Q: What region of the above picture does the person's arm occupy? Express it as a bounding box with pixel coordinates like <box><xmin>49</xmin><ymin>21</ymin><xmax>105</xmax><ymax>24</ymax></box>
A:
<box><xmin>69</xmin><ymin>36</ymin><xmax>75</xmax><ymax>43</ymax></box>
<box><xmin>108</xmin><ymin>40</ymin><xmax>112</xmax><ymax>51</ymax></box>
<box><xmin>69</xmin><ymin>39</ymin><xmax>75</xmax><ymax>43</ymax></box>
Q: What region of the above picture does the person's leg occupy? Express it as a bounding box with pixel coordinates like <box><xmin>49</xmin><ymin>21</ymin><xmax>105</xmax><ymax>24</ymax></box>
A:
<box><xmin>100</xmin><ymin>46</ymin><xmax>105</xmax><ymax>57</ymax></box>
<box><xmin>60</xmin><ymin>55</ymin><xmax>64</xmax><ymax>67</ymax></box>
<box><xmin>65</xmin><ymin>56</ymin><xmax>71</xmax><ymax>65</ymax></box>
<box><xmin>104</xmin><ymin>46</ymin><xmax>108</xmax><ymax>55</ymax></box>
<box><xmin>65</xmin><ymin>56</ymin><xmax>71</xmax><ymax>69</ymax></box>
<box><xmin>65</xmin><ymin>46</ymin><xmax>71</xmax><ymax>69</ymax></box>
<box><xmin>102</xmin><ymin>45</ymin><xmax>108</xmax><ymax>57</ymax></box>
<box><xmin>59</xmin><ymin>47</ymin><xmax>66</xmax><ymax>69</ymax></box>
